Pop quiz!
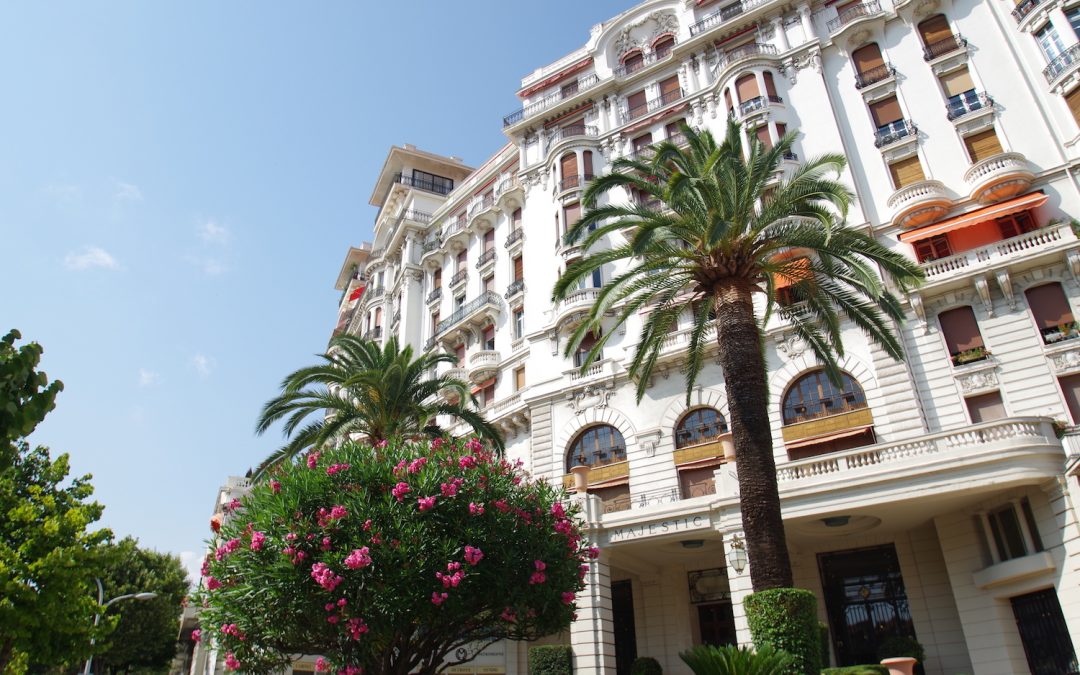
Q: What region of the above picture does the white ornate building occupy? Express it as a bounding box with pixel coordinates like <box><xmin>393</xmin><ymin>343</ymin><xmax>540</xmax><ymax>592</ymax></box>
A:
<box><xmin>326</xmin><ymin>0</ymin><xmax>1080</xmax><ymax>673</ymax></box>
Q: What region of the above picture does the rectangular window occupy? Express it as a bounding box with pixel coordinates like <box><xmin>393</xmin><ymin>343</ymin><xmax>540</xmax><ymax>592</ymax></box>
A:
<box><xmin>917</xmin><ymin>14</ymin><xmax>952</xmax><ymax>47</ymax></box>
<box><xmin>963</xmin><ymin>128</ymin><xmax>1004</xmax><ymax>163</ymax></box>
<box><xmin>456</xmin><ymin>250</ymin><xmax>467</xmax><ymax>272</ymax></box>
<box><xmin>665</xmin><ymin>120</ymin><xmax>684</xmax><ymax>139</ymax></box>
<box><xmin>1036</xmin><ymin>22</ymin><xmax>1066</xmax><ymax>61</ymax></box>
<box><xmin>659</xmin><ymin>75</ymin><xmax>682</xmax><ymax>104</ymax></box>
<box><xmin>1026</xmin><ymin>283</ymin><xmax>1074</xmax><ymax>344</ymax></box>
<box><xmin>1060</xmin><ymin>373</ymin><xmax>1080</xmax><ymax>423</ymax></box>
<box><xmin>483</xmin><ymin>275</ymin><xmax>494</xmax><ymax>294</ymax></box>
<box><xmin>679</xmin><ymin>467</ymin><xmax>718</xmax><ymax>499</ymax></box>
<box><xmin>996</xmin><ymin>211</ymin><xmax>1038</xmax><ymax>238</ymax></box>
<box><xmin>574</xmin><ymin>331</ymin><xmax>600</xmax><ymax>368</ymax></box>
<box><xmin>627</xmin><ymin>90</ymin><xmax>648</xmax><ymax>119</ymax></box>
<box><xmin>913</xmin><ymin>234</ymin><xmax>952</xmax><ymax>262</ymax></box>
<box><xmin>735</xmin><ymin>74</ymin><xmax>760</xmax><ymax>102</ymax></box>
<box><xmin>869</xmin><ymin>96</ymin><xmax>902</xmax><ymax>128</ymax></box>
<box><xmin>514</xmin><ymin>366</ymin><xmax>526</xmax><ymax>391</ymax></box>
<box><xmin>986</xmin><ymin>499</ymin><xmax>1041</xmax><ymax>561</ymax></box>
<box><xmin>513</xmin><ymin>307</ymin><xmax>524</xmax><ymax>339</ymax></box>
<box><xmin>938</xmin><ymin>305</ymin><xmax>986</xmax><ymax>362</ymax></box>
<box><xmin>1068</xmin><ymin>7</ymin><xmax>1080</xmax><ymax>37</ymax></box>
<box><xmin>411</xmin><ymin>169</ymin><xmax>454</xmax><ymax>194</ymax></box>
<box><xmin>432</xmin><ymin>312</ymin><xmax>440</xmax><ymax>333</ymax></box>
<box><xmin>966</xmin><ymin>391</ymin><xmax>1006</xmax><ymax>423</ymax></box>
<box><xmin>564</xmin><ymin>202</ymin><xmax>582</xmax><ymax>230</ymax></box>
<box><xmin>1067</xmin><ymin>88</ymin><xmax>1080</xmax><ymax>127</ymax></box>
<box><xmin>755</xmin><ymin>125</ymin><xmax>772</xmax><ymax>148</ymax></box>
<box><xmin>454</xmin><ymin>295</ymin><xmax>465</xmax><ymax>312</ymax></box>
<box><xmin>483</xmin><ymin>228</ymin><xmax>495</xmax><ymax>251</ymax></box>
<box><xmin>482</xmin><ymin>324</ymin><xmax>495</xmax><ymax>351</ymax></box>
<box><xmin>433</xmin><ymin>268</ymin><xmax>442</xmax><ymax>288</ymax></box>
<box><xmin>940</xmin><ymin>66</ymin><xmax>975</xmax><ymax>98</ymax></box>
<box><xmin>852</xmin><ymin>43</ymin><xmax>885</xmax><ymax>75</ymax></box>
<box><xmin>512</xmin><ymin>208</ymin><xmax>522</xmax><ymax>228</ymax></box>
<box><xmin>560</xmin><ymin>153</ymin><xmax>578</xmax><ymax>181</ymax></box>
<box><xmin>888</xmin><ymin>155</ymin><xmax>926</xmax><ymax>189</ymax></box>
<box><xmin>513</xmin><ymin>256</ymin><xmax>523</xmax><ymax>282</ymax></box>
<box><xmin>454</xmin><ymin>343</ymin><xmax>465</xmax><ymax>366</ymax></box>
<box><xmin>632</xmin><ymin>133</ymin><xmax>654</xmax><ymax>154</ymax></box>
<box><xmin>482</xmin><ymin>381</ymin><xmax>496</xmax><ymax>407</ymax></box>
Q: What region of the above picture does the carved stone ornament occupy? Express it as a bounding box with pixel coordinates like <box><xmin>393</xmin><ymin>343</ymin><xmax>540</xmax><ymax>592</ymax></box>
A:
<box><xmin>956</xmin><ymin>365</ymin><xmax>998</xmax><ymax>393</ymax></box>
<box><xmin>995</xmin><ymin>269</ymin><xmax>1016</xmax><ymax>310</ymax></box>
<box><xmin>1050</xmin><ymin>346</ymin><xmax>1080</xmax><ymax>374</ymax></box>
<box><xmin>973</xmin><ymin>274</ymin><xmax>994</xmax><ymax>317</ymax></box>
<box><xmin>614</xmin><ymin>11</ymin><xmax>679</xmax><ymax>58</ymax></box>
<box><xmin>780</xmin><ymin>47</ymin><xmax>822</xmax><ymax>85</ymax></box>
<box><xmin>566</xmin><ymin>382</ymin><xmax>615</xmax><ymax>415</ymax></box>
<box><xmin>774</xmin><ymin>332</ymin><xmax>809</xmax><ymax>361</ymax></box>
<box><xmin>638</xmin><ymin>430</ymin><xmax>662</xmax><ymax>457</ymax></box>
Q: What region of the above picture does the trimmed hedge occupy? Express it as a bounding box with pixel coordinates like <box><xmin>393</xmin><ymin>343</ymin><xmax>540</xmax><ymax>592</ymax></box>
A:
<box><xmin>821</xmin><ymin>667</ymin><xmax>888</xmax><ymax>675</ymax></box>
<box><xmin>631</xmin><ymin>657</ymin><xmax>663</xmax><ymax>675</ymax></box>
<box><xmin>818</xmin><ymin>622</ymin><xmax>830</xmax><ymax>671</ymax></box>
<box><xmin>529</xmin><ymin>645</ymin><xmax>573</xmax><ymax>675</ymax></box>
<box><xmin>744</xmin><ymin>588</ymin><xmax>820</xmax><ymax>675</ymax></box>
<box><xmin>876</xmin><ymin>635</ymin><xmax>925</xmax><ymax>664</ymax></box>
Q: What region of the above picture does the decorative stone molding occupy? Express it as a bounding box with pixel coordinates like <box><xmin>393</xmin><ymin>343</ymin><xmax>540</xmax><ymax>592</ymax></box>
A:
<box><xmin>908</xmin><ymin>293</ymin><xmax>927</xmax><ymax>333</ymax></box>
<box><xmin>566</xmin><ymin>382</ymin><xmax>615</xmax><ymax>416</ymax></box>
<box><xmin>974</xmin><ymin>274</ymin><xmax>994</xmax><ymax>317</ymax></box>
<box><xmin>774</xmin><ymin>332</ymin><xmax>809</xmax><ymax>361</ymax></box>
<box><xmin>994</xmin><ymin>269</ymin><xmax>1015</xmax><ymax>310</ymax></box>
<box><xmin>1068</xmin><ymin>249</ymin><xmax>1080</xmax><ymax>283</ymax></box>
<box><xmin>956</xmin><ymin>363</ymin><xmax>999</xmax><ymax>394</ymax></box>
<box><xmin>637</xmin><ymin>429</ymin><xmax>662</xmax><ymax>457</ymax></box>
<box><xmin>613</xmin><ymin>11</ymin><xmax>678</xmax><ymax>58</ymax></box>
<box><xmin>1049</xmin><ymin>345</ymin><xmax>1080</xmax><ymax>374</ymax></box>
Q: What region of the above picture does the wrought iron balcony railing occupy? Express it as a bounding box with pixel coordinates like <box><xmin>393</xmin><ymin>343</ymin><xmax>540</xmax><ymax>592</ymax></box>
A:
<box><xmin>1044</xmin><ymin>44</ymin><xmax>1080</xmax><ymax>84</ymax></box>
<box><xmin>476</xmin><ymin>249</ymin><xmax>497</xmax><ymax>268</ymax></box>
<box><xmin>854</xmin><ymin>63</ymin><xmax>896</xmax><ymax>88</ymax></box>
<box><xmin>946</xmin><ymin>92</ymin><xmax>993</xmax><ymax>121</ymax></box>
<box><xmin>392</xmin><ymin>173</ymin><xmax>453</xmax><ymax>196</ymax></box>
<box><xmin>873</xmin><ymin>119</ymin><xmax>916</xmax><ymax>148</ymax></box>
<box><xmin>432</xmin><ymin>292</ymin><xmax>503</xmax><ymax>338</ymax></box>
<box><xmin>923</xmin><ymin>34</ymin><xmax>967</xmax><ymax>61</ymax></box>
<box><xmin>502</xmin><ymin>74</ymin><xmax>601</xmax><ymax>127</ymax></box>
<box><xmin>827</xmin><ymin>0</ymin><xmax>881</xmax><ymax>33</ymax></box>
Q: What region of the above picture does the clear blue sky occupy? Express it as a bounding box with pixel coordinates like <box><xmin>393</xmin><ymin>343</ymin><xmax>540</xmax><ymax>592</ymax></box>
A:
<box><xmin>0</xmin><ymin>1</ymin><xmax>631</xmax><ymax>581</ymax></box>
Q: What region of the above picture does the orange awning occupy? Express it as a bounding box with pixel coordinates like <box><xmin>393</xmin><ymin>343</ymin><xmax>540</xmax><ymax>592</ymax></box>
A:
<box><xmin>774</xmin><ymin>257</ymin><xmax>812</xmax><ymax>289</ymax></box>
<box><xmin>784</xmin><ymin>425</ymin><xmax>873</xmax><ymax>450</ymax></box>
<box><xmin>897</xmin><ymin>192</ymin><xmax>1048</xmax><ymax>243</ymax></box>
<box><xmin>470</xmin><ymin>377</ymin><xmax>496</xmax><ymax>395</ymax></box>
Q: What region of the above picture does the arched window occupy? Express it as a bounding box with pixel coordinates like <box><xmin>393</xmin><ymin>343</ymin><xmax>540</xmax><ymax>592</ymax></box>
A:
<box><xmin>654</xmin><ymin>36</ymin><xmax>675</xmax><ymax>59</ymax></box>
<box><xmin>675</xmin><ymin>408</ymin><xmax>729</xmax><ymax>449</ymax></box>
<box><xmin>735</xmin><ymin>73</ymin><xmax>759</xmax><ymax>103</ymax></box>
<box><xmin>567</xmin><ymin>425</ymin><xmax>627</xmax><ymax>471</ymax></box>
<box><xmin>782</xmin><ymin>370</ymin><xmax>867</xmax><ymax>425</ymax></box>
<box><xmin>622</xmin><ymin>49</ymin><xmax>645</xmax><ymax>74</ymax></box>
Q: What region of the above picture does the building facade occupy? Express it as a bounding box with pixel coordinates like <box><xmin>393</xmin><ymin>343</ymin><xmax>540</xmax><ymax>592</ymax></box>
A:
<box><xmin>328</xmin><ymin>0</ymin><xmax>1080</xmax><ymax>673</ymax></box>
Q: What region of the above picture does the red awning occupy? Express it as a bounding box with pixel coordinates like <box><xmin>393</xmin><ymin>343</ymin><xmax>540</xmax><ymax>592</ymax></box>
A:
<box><xmin>349</xmin><ymin>285</ymin><xmax>365</xmax><ymax>301</ymax></box>
<box><xmin>677</xmin><ymin>456</ymin><xmax>727</xmax><ymax>470</ymax></box>
<box><xmin>897</xmin><ymin>192</ymin><xmax>1048</xmax><ymax>243</ymax></box>
<box><xmin>470</xmin><ymin>377</ymin><xmax>496</xmax><ymax>395</ymax></box>
<box><xmin>784</xmin><ymin>425</ymin><xmax>873</xmax><ymax>450</ymax></box>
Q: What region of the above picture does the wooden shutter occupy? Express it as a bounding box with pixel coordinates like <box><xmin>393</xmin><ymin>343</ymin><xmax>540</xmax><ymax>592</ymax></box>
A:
<box><xmin>627</xmin><ymin>90</ymin><xmax>647</xmax><ymax>112</ymax></box>
<box><xmin>940</xmin><ymin>67</ymin><xmax>974</xmax><ymax>97</ymax></box>
<box><xmin>763</xmin><ymin>71</ymin><xmax>778</xmax><ymax>98</ymax></box>
<box><xmin>870</xmin><ymin>97</ymin><xmax>902</xmax><ymax>126</ymax></box>
<box><xmin>966</xmin><ymin>391</ymin><xmax>1005</xmax><ymax>423</ymax></box>
<box><xmin>1067</xmin><ymin>88</ymin><xmax>1080</xmax><ymax>126</ymax></box>
<box><xmin>888</xmin><ymin>156</ymin><xmax>926</xmax><ymax>189</ymax></box>
<box><xmin>665</xmin><ymin>120</ymin><xmax>682</xmax><ymax>137</ymax></box>
<box><xmin>483</xmin><ymin>228</ymin><xmax>495</xmax><ymax>251</ymax></box>
<box><xmin>724</xmin><ymin>89</ymin><xmax>734</xmax><ymax>115</ymax></box>
<box><xmin>582</xmin><ymin>150</ymin><xmax>593</xmax><ymax>177</ymax></box>
<box><xmin>654</xmin><ymin>37</ymin><xmax>674</xmax><ymax>59</ymax></box>
<box><xmin>939</xmin><ymin>306</ymin><xmax>984</xmax><ymax>354</ymax></box>
<box><xmin>755</xmin><ymin>125</ymin><xmax>772</xmax><ymax>148</ymax></box>
<box><xmin>735</xmin><ymin>74</ymin><xmax>759</xmax><ymax>102</ymax></box>
<box><xmin>852</xmin><ymin>43</ymin><xmax>885</xmax><ymax>74</ymax></box>
<box><xmin>512</xmin><ymin>208</ymin><xmax>522</xmax><ymax>226</ymax></box>
<box><xmin>560</xmin><ymin>153</ymin><xmax>578</xmax><ymax>179</ymax></box>
<box><xmin>964</xmin><ymin>129</ymin><xmax>1003</xmax><ymax>163</ymax></box>
<box><xmin>633</xmin><ymin>133</ymin><xmax>653</xmax><ymax>151</ymax></box>
<box><xmin>1026</xmin><ymin>283</ymin><xmax>1074</xmax><ymax>329</ymax></box>
<box><xmin>622</xmin><ymin>51</ymin><xmax>644</xmax><ymax>71</ymax></box>
<box><xmin>483</xmin><ymin>324</ymin><xmax>494</xmax><ymax>343</ymax></box>
<box><xmin>1060</xmin><ymin>373</ymin><xmax>1080</xmax><ymax>423</ymax></box>
<box><xmin>776</xmin><ymin>123</ymin><xmax>788</xmax><ymax>139</ymax></box>
<box><xmin>515</xmin><ymin>366</ymin><xmax>525</xmax><ymax>391</ymax></box>
<box><xmin>913</xmin><ymin>235</ymin><xmax>951</xmax><ymax>262</ymax></box>
<box><xmin>456</xmin><ymin>249</ymin><xmax>467</xmax><ymax>271</ymax></box>
<box><xmin>483</xmin><ymin>276</ymin><xmax>494</xmax><ymax>293</ymax></box>
<box><xmin>513</xmin><ymin>256</ymin><xmax>523</xmax><ymax>281</ymax></box>
<box><xmin>374</xmin><ymin>307</ymin><xmax>382</xmax><ymax>326</ymax></box>
<box><xmin>918</xmin><ymin>15</ymin><xmax>952</xmax><ymax>46</ymax></box>
<box><xmin>564</xmin><ymin>202</ymin><xmax>582</xmax><ymax>229</ymax></box>
<box><xmin>455</xmin><ymin>343</ymin><xmax>465</xmax><ymax>364</ymax></box>
<box><xmin>659</xmin><ymin>75</ymin><xmax>681</xmax><ymax>97</ymax></box>
<box><xmin>433</xmin><ymin>268</ymin><xmax>441</xmax><ymax>287</ymax></box>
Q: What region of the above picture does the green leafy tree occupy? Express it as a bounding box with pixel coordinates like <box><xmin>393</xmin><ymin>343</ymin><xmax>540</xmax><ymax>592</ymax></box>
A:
<box><xmin>0</xmin><ymin>329</ymin><xmax>113</xmax><ymax>673</ymax></box>
<box><xmin>553</xmin><ymin>122</ymin><xmax>923</xmax><ymax>591</ymax></box>
<box><xmin>255</xmin><ymin>336</ymin><xmax>504</xmax><ymax>479</ymax></box>
<box><xmin>195</xmin><ymin>436</ymin><xmax>593</xmax><ymax>675</ymax></box>
<box><xmin>91</xmin><ymin>538</ymin><xmax>190</xmax><ymax>674</ymax></box>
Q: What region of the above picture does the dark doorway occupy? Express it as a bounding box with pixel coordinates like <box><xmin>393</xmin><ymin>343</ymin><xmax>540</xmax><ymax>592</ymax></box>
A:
<box><xmin>819</xmin><ymin>545</ymin><xmax>916</xmax><ymax>667</ymax></box>
<box><xmin>698</xmin><ymin>602</ymin><xmax>737</xmax><ymax>646</ymax></box>
<box><xmin>612</xmin><ymin>580</ymin><xmax>637</xmax><ymax>675</ymax></box>
<box><xmin>1011</xmin><ymin>588</ymin><xmax>1079</xmax><ymax>674</ymax></box>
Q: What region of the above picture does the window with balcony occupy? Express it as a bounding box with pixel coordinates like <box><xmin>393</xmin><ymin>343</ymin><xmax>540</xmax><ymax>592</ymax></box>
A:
<box><xmin>869</xmin><ymin>96</ymin><xmax>909</xmax><ymax>145</ymax></box>
<box><xmin>454</xmin><ymin>294</ymin><xmax>465</xmax><ymax>312</ymax></box>
<box><xmin>456</xmin><ymin>250</ymin><xmax>467</xmax><ymax>272</ymax></box>
<box><xmin>680</xmin><ymin>466</ymin><xmax>718</xmax><ymax>499</ymax></box>
<box><xmin>512</xmin><ymin>306</ymin><xmax>524</xmax><ymax>340</ymax></box>
<box><xmin>735</xmin><ymin>73</ymin><xmax>759</xmax><ymax>106</ymax></box>
<box><xmin>940</xmin><ymin>66</ymin><xmax>983</xmax><ymax>119</ymax></box>
<box><xmin>411</xmin><ymin>169</ymin><xmax>454</xmax><ymax>194</ymax></box>
<box><xmin>374</xmin><ymin>307</ymin><xmax>382</xmax><ymax>329</ymax></box>
<box><xmin>573</xmin><ymin>331</ymin><xmax>601</xmax><ymax>368</ymax></box>
<box><xmin>433</xmin><ymin>268</ymin><xmax>442</xmax><ymax>289</ymax></box>
<box><xmin>481</xmin><ymin>379</ymin><xmax>496</xmax><ymax>408</ymax></box>
<box><xmin>454</xmin><ymin>343</ymin><xmax>465</xmax><ymax>366</ymax></box>
<box><xmin>939</xmin><ymin>306</ymin><xmax>988</xmax><ymax>366</ymax></box>
<box><xmin>982</xmin><ymin>499</ymin><xmax>1043</xmax><ymax>562</ymax></box>
<box><xmin>621</xmin><ymin>50</ymin><xmax>645</xmax><ymax>75</ymax></box>
<box><xmin>567</xmin><ymin>424</ymin><xmax>626</xmax><ymax>470</ymax></box>
<box><xmin>659</xmin><ymin>74</ymin><xmax>682</xmax><ymax>106</ymax></box>
<box><xmin>1067</xmin><ymin>88</ymin><xmax>1080</xmax><ymax>126</ymax></box>
<box><xmin>560</xmin><ymin>152</ymin><xmax>578</xmax><ymax>191</ymax></box>
<box><xmin>888</xmin><ymin>155</ymin><xmax>926</xmax><ymax>189</ymax></box>
<box><xmin>675</xmin><ymin>408</ymin><xmax>729</xmax><ymax>449</ymax></box>
<box><xmin>782</xmin><ymin>370</ymin><xmax>868</xmax><ymax>425</ymax></box>
<box><xmin>913</xmin><ymin>234</ymin><xmax>951</xmax><ymax>262</ymax></box>
<box><xmin>1036</xmin><ymin>22</ymin><xmax>1067</xmax><ymax>62</ymax></box>
<box><xmin>514</xmin><ymin>366</ymin><xmax>525</xmax><ymax>392</ymax></box>
<box><xmin>752</xmin><ymin>124</ymin><xmax>772</xmax><ymax>149</ymax></box>
<box><xmin>654</xmin><ymin>36</ymin><xmax>675</xmax><ymax>60</ymax></box>
<box><xmin>1059</xmin><ymin>373</ymin><xmax>1080</xmax><ymax>423</ymax></box>
<box><xmin>963</xmin><ymin>128</ymin><xmax>1003</xmax><ymax>163</ymax></box>
<box><xmin>513</xmin><ymin>255</ymin><xmax>523</xmax><ymax>282</ymax></box>
<box><xmin>919</xmin><ymin>14</ymin><xmax>961</xmax><ymax>60</ymax></box>
<box><xmin>852</xmin><ymin>43</ymin><xmax>891</xmax><ymax>88</ymax></box>
<box><xmin>966</xmin><ymin>391</ymin><xmax>1006</xmax><ymax>423</ymax></box>
<box><xmin>582</xmin><ymin>151</ymin><xmax>593</xmax><ymax>182</ymax></box>
<box><xmin>483</xmin><ymin>275</ymin><xmax>494</xmax><ymax>294</ymax></box>
<box><xmin>482</xmin><ymin>324</ymin><xmax>495</xmax><ymax>351</ymax></box>
<box><xmin>632</xmin><ymin>132</ymin><xmax>654</xmax><ymax>159</ymax></box>
<box><xmin>483</xmin><ymin>228</ymin><xmax>495</xmax><ymax>252</ymax></box>
<box><xmin>781</xmin><ymin>370</ymin><xmax>874</xmax><ymax>459</ymax></box>
<box><xmin>564</xmin><ymin>203</ymin><xmax>582</xmax><ymax>237</ymax></box>
<box><xmin>1026</xmin><ymin>283</ymin><xmax>1076</xmax><ymax>345</ymax></box>
<box><xmin>627</xmin><ymin>89</ymin><xmax>648</xmax><ymax>121</ymax></box>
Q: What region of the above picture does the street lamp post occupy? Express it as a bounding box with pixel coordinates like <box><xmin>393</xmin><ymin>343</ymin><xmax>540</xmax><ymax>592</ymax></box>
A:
<box><xmin>82</xmin><ymin>578</ymin><xmax>158</xmax><ymax>675</ymax></box>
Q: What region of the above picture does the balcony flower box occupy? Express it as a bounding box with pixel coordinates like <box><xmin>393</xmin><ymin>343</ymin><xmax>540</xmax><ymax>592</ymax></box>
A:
<box><xmin>951</xmin><ymin>346</ymin><xmax>991</xmax><ymax>366</ymax></box>
<box><xmin>1042</xmin><ymin>321</ymin><xmax>1080</xmax><ymax>345</ymax></box>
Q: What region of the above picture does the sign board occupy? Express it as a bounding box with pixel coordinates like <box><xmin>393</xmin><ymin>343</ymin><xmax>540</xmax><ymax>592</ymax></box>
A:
<box><xmin>605</xmin><ymin>514</ymin><xmax>710</xmax><ymax>544</ymax></box>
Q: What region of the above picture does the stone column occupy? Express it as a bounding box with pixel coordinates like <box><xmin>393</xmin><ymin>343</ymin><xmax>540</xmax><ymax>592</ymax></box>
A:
<box><xmin>571</xmin><ymin>549</ymin><xmax>617</xmax><ymax>675</ymax></box>
<box><xmin>798</xmin><ymin>3</ymin><xmax>816</xmax><ymax>41</ymax></box>
<box><xmin>773</xmin><ymin>15</ymin><xmax>790</xmax><ymax>52</ymax></box>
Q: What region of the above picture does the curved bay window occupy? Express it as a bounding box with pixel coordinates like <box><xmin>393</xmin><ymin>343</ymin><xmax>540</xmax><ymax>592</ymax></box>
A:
<box><xmin>782</xmin><ymin>370</ymin><xmax>874</xmax><ymax>460</ymax></box>
<box><xmin>675</xmin><ymin>408</ymin><xmax>729</xmax><ymax>449</ymax></box>
<box><xmin>567</xmin><ymin>425</ymin><xmax>626</xmax><ymax>471</ymax></box>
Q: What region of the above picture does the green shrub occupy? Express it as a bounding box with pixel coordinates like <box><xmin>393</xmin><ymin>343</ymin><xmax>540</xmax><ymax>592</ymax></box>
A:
<box><xmin>744</xmin><ymin>588</ymin><xmax>820</xmax><ymax>675</ymax></box>
<box><xmin>821</xmin><ymin>667</ymin><xmax>888</xmax><ymax>675</ymax></box>
<box><xmin>680</xmin><ymin>644</ymin><xmax>795</xmax><ymax>675</ymax></box>
<box><xmin>818</xmin><ymin>622</ymin><xmax>830</xmax><ymax>670</ymax></box>
<box><xmin>530</xmin><ymin>645</ymin><xmax>574</xmax><ymax>675</ymax></box>
<box><xmin>631</xmin><ymin>657</ymin><xmax>663</xmax><ymax>675</ymax></box>
<box><xmin>876</xmin><ymin>635</ymin><xmax>925</xmax><ymax>664</ymax></box>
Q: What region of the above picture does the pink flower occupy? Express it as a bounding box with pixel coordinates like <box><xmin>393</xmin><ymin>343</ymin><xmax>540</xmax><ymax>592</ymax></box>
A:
<box><xmin>392</xmin><ymin>482</ymin><xmax>411</xmax><ymax>502</ymax></box>
<box><xmin>493</xmin><ymin>500</ymin><xmax>510</xmax><ymax>513</ymax></box>
<box><xmin>346</xmin><ymin>617</ymin><xmax>369</xmax><ymax>640</ymax></box>
<box><xmin>321</xmin><ymin>536</ymin><xmax>332</xmax><ymax>551</ymax></box>
<box><xmin>341</xmin><ymin>667</ymin><xmax>363</xmax><ymax>675</ymax></box>
<box><xmin>408</xmin><ymin>457</ymin><xmax>427</xmax><ymax>474</ymax></box>
<box><xmin>561</xmin><ymin>592</ymin><xmax>576</xmax><ymax>605</ymax></box>
<box><xmin>534</xmin><ymin>560</ymin><xmax>547</xmax><ymax>571</ymax></box>
<box><xmin>306</xmin><ymin>451</ymin><xmax>321</xmax><ymax>469</ymax></box>
<box><xmin>440</xmin><ymin>479</ymin><xmax>463</xmax><ymax>497</ymax></box>
<box><xmin>394</xmin><ymin>459</ymin><xmax>408</xmax><ymax>474</ymax></box>
<box><xmin>206</xmin><ymin>576</ymin><xmax>222</xmax><ymax>591</ymax></box>
<box><xmin>221</xmin><ymin>623</ymin><xmax>242</xmax><ymax>637</ymax></box>
<box><xmin>551</xmin><ymin>502</ymin><xmax>566</xmax><ymax>519</ymax></box>
<box><xmin>587</xmin><ymin>546</ymin><xmax>600</xmax><ymax>560</ymax></box>
<box><xmin>469</xmin><ymin>502</ymin><xmax>485</xmax><ymax>516</ymax></box>
<box><xmin>417</xmin><ymin>496</ymin><xmax>437</xmax><ymax>512</ymax></box>
<box><xmin>215</xmin><ymin>538</ymin><xmax>241</xmax><ymax>560</ymax></box>
<box><xmin>337</xmin><ymin>597</ymin><xmax>347</xmax><ymax>607</ymax></box>
<box><xmin>555</xmin><ymin>520</ymin><xmax>573</xmax><ymax>535</ymax></box>
<box><xmin>250</xmin><ymin>531</ymin><xmax>266</xmax><ymax>551</ymax></box>
<box><xmin>465</xmin><ymin>438</ymin><xmax>483</xmax><ymax>452</ymax></box>
<box><xmin>329</xmin><ymin>505</ymin><xmax>348</xmax><ymax>520</ymax></box>
<box><xmin>327</xmin><ymin>463</ymin><xmax>351</xmax><ymax>476</ymax></box>
<box><xmin>435</xmin><ymin>568</ymin><xmax>465</xmax><ymax>588</ymax></box>
<box><xmin>463</xmin><ymin>546</ymin><xmax>484</xmax><ymax>565</ymax></box>
<box><xmin>431</xmin><ymin>437</ymin><xmax>444</xmax><ymax>449</ymax></box>
<box><xmin>458</xmin><ymin>455</ymin><xmax>478</xmax><ymax>470</ymax></box>
<box><xmin>270</xmin><ymin>480</ymin><xmax>281</xmax><ymax>493</ymax></box>
<box><xmin>325</xmin><ymin>602</ymin><xmax>335</xmax><ymax>611</ymax></box>
<box><xmin>224</xmin><ymin>653</ymin><xmax>241</xmax><ymax>671</ymax></box>
<box><xmin>344</xmin><ymin>547</ymin><xmax>372</xmax><ymax>570</ymax></box>
<box><xmin>362</xmin><ymin>518</ymin><xmax>373</xmax><ymax>531</ymax></box>
<box><xmin>294</xmin><ymin>551</ymin><xmax>308</xmax><ymax>564</ymax></box>
<box><xmin>579</xmin><ymin>564</ymin><xmax>589</xmax><ymax>580</ymax></box>
<box><xmin>500</xmin><ymin>607</ymin><xmax>517</xmax><ymax>622</ymax></box>
<box><xmin>529</xmin><ymin>571</ymin><xmax>547</xmax><ymax>585</ymax></box>
<box><xmin>286</xmin><ymin>532</ymin><xmax>298</xmax><ymax>541</ymax></box>
<box><xmin>191</xmin><ymin>629</ymin><xmax>201</xmax><ymax>643</ymax></box>
<box><xmin>315</xmin><ymin>657</ymin><xmax>329</xmax><ymax>672</ymax></box>
<box><xmin>431</xmin><ymin>591</ymin><xmax>449</xmax><ymax>605</ymax></box>
<box><xmin>225</xmin><ymin>498</ymin><xmax>242</xmax><ymax>512</ymax></box>
<box><xmin>200</xmin><ymin>557</ymin><xmax>211</xmax><ymax>577</ymax></box>
<box><xmin>311</xmin><ymin>562</ymin><xmax>344</xmax><ymax>592</ymax></box>
<box><xmin>327</xmin><ymin>614</ymin><xmax>340</xmax><ymax>624</ymax></box>
<box><xmin>376</xmin><ymin>439</ymin><xmax>388</xmax><ymax>448</ymax></box>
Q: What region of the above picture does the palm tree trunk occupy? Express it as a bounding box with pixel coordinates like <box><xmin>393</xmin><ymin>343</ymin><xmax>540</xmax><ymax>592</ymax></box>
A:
<box><xmin>713</xmin><ymin>282</ymin><xmax>793</xmax><ymax>591</ymax></box>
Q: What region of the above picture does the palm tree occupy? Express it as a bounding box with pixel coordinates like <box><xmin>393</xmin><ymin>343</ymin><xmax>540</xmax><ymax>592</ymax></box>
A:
<box><xmin>254</xmin><ymin>335</ymin><xmax>503</xmax><ymax>480</ymax></box>
<box><xmin>553</xmin><ymin>120</ymin><xmax>923</xmax><ymax>591</ymax></box>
